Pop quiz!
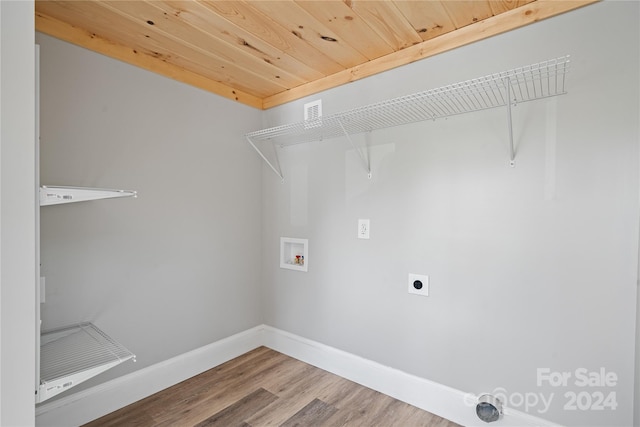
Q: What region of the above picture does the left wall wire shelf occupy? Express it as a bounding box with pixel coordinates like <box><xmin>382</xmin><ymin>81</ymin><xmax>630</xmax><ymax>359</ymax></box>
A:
<box><xmin>40</xmin><ymin>185</ymin><xmax>137</xmax><ymax>206</ymax></box>
<box><xmin>37</xmin><ymin>322</ymin><xmax>136</xmax><ymax>403</ymax></box>
<box><xmin>36</xmin><ymin>185</ymin><xmax>138</xmax><ymax>402</ymax></box>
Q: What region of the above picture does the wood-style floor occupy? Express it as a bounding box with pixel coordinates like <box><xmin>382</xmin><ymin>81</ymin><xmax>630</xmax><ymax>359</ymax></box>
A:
<box><xmin>83</xmin><ymin>347</ymin><xmax>461</xmax><ymax>427</ymax></box>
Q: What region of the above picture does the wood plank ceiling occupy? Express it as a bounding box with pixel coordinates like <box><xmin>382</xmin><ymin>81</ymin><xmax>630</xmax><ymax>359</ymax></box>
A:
<box><xmin>35</xmin><ymin>1</ymin><xmax>597</xmax><ymax>110</ymax></box>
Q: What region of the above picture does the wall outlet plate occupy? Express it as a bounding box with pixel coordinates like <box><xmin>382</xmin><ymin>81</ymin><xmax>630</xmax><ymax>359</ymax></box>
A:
<box><xmin>358</xmin><ymin>219</ymin><xmax>370</xmax><ymax>239</ymax></box>
<box><xmin>408</xmin><ymin>273</ymin><xmax>429</xmax><ymax>296</ymax></box>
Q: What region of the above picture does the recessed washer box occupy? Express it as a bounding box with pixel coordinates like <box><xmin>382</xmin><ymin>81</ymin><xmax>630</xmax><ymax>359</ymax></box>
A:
<box><xmin>280</xmin><ymin>237</ymin><xmax>308</xmax><ymax>272</ymax></box>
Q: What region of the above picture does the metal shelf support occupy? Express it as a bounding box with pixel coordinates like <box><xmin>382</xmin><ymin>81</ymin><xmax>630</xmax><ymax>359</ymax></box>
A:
<box><xmin>246</xmin><ymin>135</ymin><xmax>284</xmax><ymax>182</ymax></box>
<box><xmin>338</xmin><ymin>118</ymin><xmax>371</xmax><ymax>179</ymax></box>
<box><xmin>506</xmin><ymin>76</ymin><xmax>515</xmax><ymax>167</ymax></box>
<box><xmin>40</xmin><ymin>186</ymin><xmax>137</xmax><ymax>206</ymax></box>
<box><xmin>246</xmin><ymin>56</ymin><xmax>570</xmax><ymax>180</ymax></box>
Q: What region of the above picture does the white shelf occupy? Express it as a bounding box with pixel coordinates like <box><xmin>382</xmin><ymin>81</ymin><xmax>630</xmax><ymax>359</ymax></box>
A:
<box><xmin>37</xmin><ymin>322</ymin><xmax>135</xmax><ymax>403</ymax></box>
<box><xmin>40</xmin><ymin>186</ymin><xmax>137</xmax><ymax>206</ymax></box>
<box><xmin>247</xmin><ymin>56</ymin><xmax>570</xmax><ymax>179</ymax></box>
<box><xmin>280</xmin><ymin>237</ymin><xmax>308</xmax><ymax>272</ymax></box>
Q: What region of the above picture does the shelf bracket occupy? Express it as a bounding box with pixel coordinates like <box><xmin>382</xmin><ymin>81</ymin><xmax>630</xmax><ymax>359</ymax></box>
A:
<box><xmin>505</xmin><ymin>77</ymin><xmax>515</xmax><ymax>167</ymax></box>
<box><xmin>39</xmin><ymin>186</ymin><xmax>137</xmax><ymax>206</ymax></box>
<box><xmin>246</xmin><ymin>135</ymin><xmax>284</xmax><ymax>183</ymax></box>
<box><xmin>337</xmin><ymin>118</ymin><xmax>371</xmax><ymax>179</ymax></box>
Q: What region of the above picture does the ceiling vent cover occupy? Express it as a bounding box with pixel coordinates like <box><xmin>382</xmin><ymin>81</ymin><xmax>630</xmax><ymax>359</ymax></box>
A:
<box><xmin>304</xmin><ymin>99</ymin><xmax>322</xmax><ymax>129</ymax></box>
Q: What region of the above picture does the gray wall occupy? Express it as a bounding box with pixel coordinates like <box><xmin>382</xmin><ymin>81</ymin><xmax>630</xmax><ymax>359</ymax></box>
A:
<box><xmin>1</xmin><ymin>1</ymin><xmax>37</xmax><ymax>425</ymax></box>
<box><xmin>33</xmin><ymin>3</ymin><xmax>640</xmax><ymax>426</ymax></box>
<box><xmin>261</xmin><ymin>2</ymin><xmax>639</xmax><ymax>426</ymax></box>
<box><xmin>36</xmin><ymin>33</ymin><xmax>263</xmax><ymax>391</ymax></box>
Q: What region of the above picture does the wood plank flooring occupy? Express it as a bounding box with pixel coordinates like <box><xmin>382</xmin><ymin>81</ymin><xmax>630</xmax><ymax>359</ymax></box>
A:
<box><xmin>83</xmin><ymin>347</ymin><xmax>461</xmax><ymax>427</ymax></box>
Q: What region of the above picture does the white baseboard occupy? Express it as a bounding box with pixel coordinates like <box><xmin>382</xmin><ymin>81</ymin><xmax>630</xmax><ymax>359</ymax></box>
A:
<box><xmin>36</xmin><ymin>324</ymin><xmax>559</xmax><ymax>427</ymax></box>
<box><xmin>261</xmin><ymin>326</ymin><xmax>560</xmax><ymax>427</ymax></box>
<box><xmin>35</xmin><ymin>325</ymin><xmax>264</xmax><ymax>427</ymax></box>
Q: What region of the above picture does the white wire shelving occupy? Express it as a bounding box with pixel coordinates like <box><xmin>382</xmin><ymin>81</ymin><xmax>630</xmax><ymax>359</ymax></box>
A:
<box><xmin>37</xmin><ymin>322</ymin><xmax>136</xmax><ymax>403</ymax></box>
<box><xmin>246</xmin><ymin>56</ymin><xmax>570</xmax><ymax>181</ymax></box>
<box><xmin>36</xmin><ymin>187</ymin><xmax>138</xmax><ymax>402</ymax></box>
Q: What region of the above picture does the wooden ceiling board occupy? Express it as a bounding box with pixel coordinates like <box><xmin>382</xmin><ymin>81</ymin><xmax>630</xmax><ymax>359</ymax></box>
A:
<box><xmin>488</xmin><ymin>0</ymin><xmax>536</xmax><ymax>15</ymax></box>
<box><xmin>37</xmin><ymin>1</ymin><xmax>284</xmax><ymax>97</ymax></box>
<box><xmin>441</xmin><ymin>1</ymin><xmax>495</xmax><ymax>29</ymax></box>
<box><xmin>151</xmin><ymin>1</ymin><xmax>326</xmax><ymax>82</ymax></box>
<box><xmin>99</xmin><ymin>1</ymin><xmax>306</xmax><ymax>90</ymax></box>
<box><xmin>294</xmin><ymin>0</ymin><xmax>395</xmax><ymax>60</ymax></box>
<box><xmin>35</xmin><ymin>0</ymin><xmax>599</xmax><ymax>110</ymax></box>
<box><xmin>348</xmin><ymin>1</ymin><xmax>424</xmax><ymax>51</ymax></box>
<box><xmin>393</xmin><ymin>1</ymin><xmax>458</xmax><ymax>41</ymax></box>
<box><xmin>200</xmin><ymin>1</ymin><xmax>346</xmax><ymax>76</ymax></box>
<box><xmin>246</xmin><ymin>0</ymin><xmax>369</xmax><ymax>69</ymax></box>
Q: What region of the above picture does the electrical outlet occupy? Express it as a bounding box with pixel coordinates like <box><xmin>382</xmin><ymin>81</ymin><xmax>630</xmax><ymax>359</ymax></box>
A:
<box><xmin>358</xmin><ymin>219</ymin><xmax>370</xmax><ymax>239</ymax></box>
<box><xmin>408</xmin><ymin>273</ymin><xmax>429</xmax><ymax>296</ymax></box>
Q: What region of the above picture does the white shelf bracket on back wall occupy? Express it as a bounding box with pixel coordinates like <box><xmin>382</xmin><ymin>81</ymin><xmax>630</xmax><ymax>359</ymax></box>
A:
<box><xmin>338</xmin><ymin>118</ymin><xmax>371</xmax><ymax>179</ymax></box>
<box><xmin>40</xmin><ymin>186</ymin><xmax>137</xmax><ymax>206</ymax></box>
<box><xmin>246</xmin><ymin>56</ymin><xmax>570</xmax><ymax>181</ymax></box>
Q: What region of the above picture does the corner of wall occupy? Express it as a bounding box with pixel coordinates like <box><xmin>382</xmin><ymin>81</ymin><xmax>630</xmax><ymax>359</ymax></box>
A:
<box><xmin>634</xmin><ymin>201</ymin><xmax>640</xmax><ymax>427</ymax></box>
<box><xmin>0</xmin><ymin>1</ymin><xmax>37</xmax><ymax>425</ymax></box>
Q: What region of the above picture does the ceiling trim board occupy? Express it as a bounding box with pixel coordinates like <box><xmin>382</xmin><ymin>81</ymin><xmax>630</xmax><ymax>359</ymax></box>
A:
<box><xmin>262</xmin><ymin>0</ymin><xmax>598</xmax><ymax>109</ymax></box>
<box><xmin>35</xmin><ymin>11</ymin><xmax>264</xmax><ymax>109</ymax></box>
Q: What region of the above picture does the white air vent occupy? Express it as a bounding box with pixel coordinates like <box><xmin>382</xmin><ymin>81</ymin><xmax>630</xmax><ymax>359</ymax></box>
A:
<box><xmin>304</xmin><ymin>99</ymin><xmax>322</xmax><ymax>129</ymax></box>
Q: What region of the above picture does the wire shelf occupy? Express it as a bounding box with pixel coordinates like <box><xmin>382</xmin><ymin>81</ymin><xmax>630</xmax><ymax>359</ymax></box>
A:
<box><xmin>246</xmin><ymin>56</ymin><xmax>570</xmax><ymax>179</ymax></box>
<box><xmin>38</xmin><ymin>322</ymin><xmax>135</xmax><ymax>402</ymax></box>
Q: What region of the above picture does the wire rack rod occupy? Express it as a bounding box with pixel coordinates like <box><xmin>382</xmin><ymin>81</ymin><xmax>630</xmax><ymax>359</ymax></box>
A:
<box><xmin>246</xmin><ymin>56</ymin><xmax>570</xmax><ymax>178</ymax></box>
